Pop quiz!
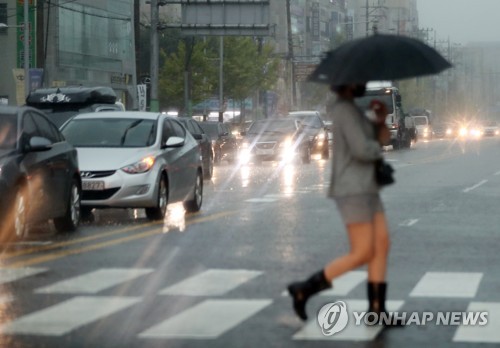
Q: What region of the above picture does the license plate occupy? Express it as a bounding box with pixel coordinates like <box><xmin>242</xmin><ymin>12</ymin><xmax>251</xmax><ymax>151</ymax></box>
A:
<box><xmin>82</xmin><ymin>180</ymin><xmax>105</xmax><ymax>191</ymax></box>
<box><xmin>256</xmin><ymin>148</ymin><xmax>274</xmax><ymax>155</ymax></box>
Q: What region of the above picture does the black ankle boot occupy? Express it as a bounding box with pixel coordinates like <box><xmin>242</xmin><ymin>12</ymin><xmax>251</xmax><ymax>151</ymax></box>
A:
<box><xmin>367</xmin><ymin>282</ymin><xmax>404</xmax><ymax>327</ymax></box>
<box><xmin>287</xmin><ymin>270</ymin><xmax>331</xmax><ymax>321</ymax></box>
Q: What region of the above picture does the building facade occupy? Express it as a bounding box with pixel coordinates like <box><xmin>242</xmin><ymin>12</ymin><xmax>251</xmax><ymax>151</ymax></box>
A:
<box><xmin>0</xmin><ymin>0</ymin><xmax>137</xmax><ymax>108</ymax></box>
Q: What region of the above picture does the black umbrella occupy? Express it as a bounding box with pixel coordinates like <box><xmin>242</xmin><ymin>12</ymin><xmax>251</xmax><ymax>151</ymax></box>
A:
<box><xmin>308</xmin><ymin>34</ymin><xmax>452</xmax><ymax>86</ymax></box>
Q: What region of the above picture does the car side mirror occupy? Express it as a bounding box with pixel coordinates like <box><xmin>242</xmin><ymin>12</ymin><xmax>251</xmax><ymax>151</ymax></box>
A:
<box><xmin>28</xmin><ymin>136</ymin><xmax>52</xmax><ymax>152</ymax></box>
<box><xmin>165</xmin><ymin>136</ymin><xmax>185</xmax><ymax>148</ymax></box>
<box><xmin>192</xmin><ymin>133</ymin><xmax>203</xmax><ymax>140</ymax></box>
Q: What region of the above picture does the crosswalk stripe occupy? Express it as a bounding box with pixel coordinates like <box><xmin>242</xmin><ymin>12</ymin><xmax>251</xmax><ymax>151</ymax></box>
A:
<box><xmin>34</xmin><ymin>268</ymin><xmax>154</xmax><ymax>294</ymax></box>
<box><xmin>0</xmin><ymin>268</ymin><xmax>48</xmax><ymax>285</ymax></box>
<box><xmin>138</xmin><ymin>299</ymin><xmax>272</xmax><ymax>339</ymax></box>
<box><xmin>321</xmin><ymin>271</ymin><xmax>367</xmax><ymax>296</ymax></box>
<box><xmin>293</xmin><ymin>299</ymin><xmax>404</xmax><ymax>341</ymax></box>
<box><xmin>0</xmin><ymin>296</ymin><xmax>141</xmax><ymax>336</ymax></box>
<box><xmin>453</xmin><ymin>302</ymin><xmax>500</xmax><ymax>343</ymax></box>
<box><xmin>159</xmin><ymin>269</ymin><xmax>262</xmax><ymax>296</ymax></box>
<box><xmin>410</xmin><ymin>272</ymin><xmax>483</xmax><ymax>298</ymax></box>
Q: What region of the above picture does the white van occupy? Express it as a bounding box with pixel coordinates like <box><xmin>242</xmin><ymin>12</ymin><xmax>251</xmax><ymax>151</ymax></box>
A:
<box><xmin>412</xmin><ymin>115</ymin><xmax>431</xmax><ymax>139</ymax></box>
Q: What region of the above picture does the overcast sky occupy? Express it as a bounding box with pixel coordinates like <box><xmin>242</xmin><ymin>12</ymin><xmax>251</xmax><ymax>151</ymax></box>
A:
<box><xmin>417</xmin><ymin>0</ymin><xmax>500</xmax><ymax>44</ymax></box>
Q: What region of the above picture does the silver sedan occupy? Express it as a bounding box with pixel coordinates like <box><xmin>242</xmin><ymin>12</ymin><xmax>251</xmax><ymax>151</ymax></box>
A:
<box><xmin>61</xmin><ymin>111</ymin><xmax>203</xmax><ymax>220</ymax></box>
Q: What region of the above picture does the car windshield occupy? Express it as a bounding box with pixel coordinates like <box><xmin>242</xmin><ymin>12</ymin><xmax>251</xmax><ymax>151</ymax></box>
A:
<box><xmin>247</xmin><ymin>119</ymin><xmax>297</xmax><ymax>134</ymax></box>
<box><xmin>61</xmin><ymin>118</ymin><xmax>157</xmax><ymax>147</ymax></box>
<box><xmin>199</xmin><ymin>123</ymin><xmax>219</xmax><ymax>139</ymax></box>
<box><xmin>413</xmin><ymin>116</ymin><xmax>429</xmax><ymax>125</ymax></box>
<box><xmin>289</xmin><ymin>115</ymin><xmax>323</xmax><ymax>129</ymax></box>
<box><xmin>0</xmin><ymin>114</ymin><xmax>17</xmax><ymax>149</ymax></box>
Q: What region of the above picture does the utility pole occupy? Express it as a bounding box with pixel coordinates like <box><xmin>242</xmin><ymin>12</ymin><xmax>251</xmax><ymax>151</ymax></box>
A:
<box><xmin>150</xmin><ymin>0</ymin><xmax>159</xmax><ymax>112</ymax></box>
<box><xmin>24</xmin><ymin>0</ymin><xmax>29</xmax><ymax>96</ymax></box>
<box><xmin>286</xmin><ymin>0</ymin><xmax>296</xmax><ymax>110</ymax></box>
<box><xmin>219</xmin><ymin>37</ymin><xmax>224</xmax><ymax>123</ymax></box>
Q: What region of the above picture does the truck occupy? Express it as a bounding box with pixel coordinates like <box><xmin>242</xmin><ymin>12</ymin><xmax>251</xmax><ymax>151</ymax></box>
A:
<box><xmin>26</xmin><ymin>86</ymin><xmax>123</xmax><ymax>128</ymax></box>
<box><xmin>354</xmin><ymin>82</ymin><xmax>417</xmax><ymax>149</ymax></box>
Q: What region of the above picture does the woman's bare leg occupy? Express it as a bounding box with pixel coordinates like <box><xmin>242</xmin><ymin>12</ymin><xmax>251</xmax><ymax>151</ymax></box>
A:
<box><xmin>324</xmin><ymin>222</ymin><xmax>375</xmax><ymax>281</ymax></box>
<box><xmin>367</xmin><ymin>212</ymin><xmax>390</xmax><ymax>282</ymax></box>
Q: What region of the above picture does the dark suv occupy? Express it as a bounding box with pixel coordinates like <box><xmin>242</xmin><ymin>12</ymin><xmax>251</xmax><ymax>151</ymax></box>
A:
<box><xmin>240</xmin><ymin>118</ymin><xmax>311</xmax><ymax>164</ymax></box>
<box><xmin>198</xmin><ymin>121</ymin><xmax>239</xmax><ymax>164</ymax></box>
<box><xmin>288</xmin><ymin>111</ymin><xmax>330</xmax><ymax>159</ymax></box>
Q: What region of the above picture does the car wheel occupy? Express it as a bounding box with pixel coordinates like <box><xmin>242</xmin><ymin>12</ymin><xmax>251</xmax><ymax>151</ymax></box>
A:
<box><xmin>204</xmin><ymin>154</ymin><xmax>214</xmax><ymax>180</ymax></box>
<box><xmin>184</xmin><ymin>171</ymin><xmax>203</xmax><ymax>213</ymax></box>
<box><xmin>145</xmin><ymin>174</ymin><xmax>168</xmax><ymax>221</ymax></box>
<box><xmin>81</xmin><ymin>207</ymin><xmax>94</xmax><ymax>222</ymax></box>
<box><xmin>302</xmin><ymin>147</ymin><xmax>311</xmax><ymax>164</ymax></box>
<box><xmin>11</xmin><ymin>187</ymin><xmax>28</xmax><ymax>240</ymax></box>
<box><xmin>54</xmin><ymin>179</ymin><xmax>81</xmax><ymax>233</ymax></box>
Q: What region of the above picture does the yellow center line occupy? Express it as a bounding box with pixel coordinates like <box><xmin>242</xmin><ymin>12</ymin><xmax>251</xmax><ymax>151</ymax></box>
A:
<box><xmin>3</xmin><ymin>211</ymin><xmax>236</xmax><ymax>269</ymax></box>
<box><xmin>0</xmin><ymin>222</ymin><xmax>161</xmax><ymax>260</ymax></box>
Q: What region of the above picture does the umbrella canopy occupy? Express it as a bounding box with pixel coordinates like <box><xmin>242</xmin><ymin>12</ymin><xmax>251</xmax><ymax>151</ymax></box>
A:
<box><xmin>308</xmin><ymin>34</ymin><xmax>452</xmax><ymax>86</ymax></box>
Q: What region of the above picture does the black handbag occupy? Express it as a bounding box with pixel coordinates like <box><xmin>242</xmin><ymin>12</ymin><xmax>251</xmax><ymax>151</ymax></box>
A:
<box><xmin>375</xmin><ymin>159</ymin><xmax>395</xmax><ymax>186</ymax></box>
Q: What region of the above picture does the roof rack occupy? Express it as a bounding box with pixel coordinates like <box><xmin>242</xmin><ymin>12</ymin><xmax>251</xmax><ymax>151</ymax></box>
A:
<box><xmin>26</xmin><ymin>86</ymin><xmax>117</xmax><ymax>105</ymax></box>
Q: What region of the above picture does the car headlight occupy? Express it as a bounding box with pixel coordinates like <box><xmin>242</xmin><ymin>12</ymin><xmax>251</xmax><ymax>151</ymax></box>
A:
<box><xmin>446</xmin><ymin>129</ymin><xmax>452</xmax><ymax>135</ymax></box>
<box><xmin>121</xmin><ymin>156</ymin><xmax>155</xmax><ymax>174</ymax></box>
<box><xmin>279</xmin><ymin>138</ymin><xmax>293</xmax><ymax>148</ymax></box>
<box><xmin>317</xmin><ymin>133</ymin><xmax>325</xmax><ymax>140</ymax></box>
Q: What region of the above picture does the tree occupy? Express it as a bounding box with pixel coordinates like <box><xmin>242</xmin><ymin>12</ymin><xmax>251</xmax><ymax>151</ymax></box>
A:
<box><xmin>222</xmin><ymin>37</ymin><xmax>280</xmax><ymax>117</ymax></box>
<box><xmin>158</xmin><ymin>38</ymin><xmax>217</xmax><ymax>113</ymax></box>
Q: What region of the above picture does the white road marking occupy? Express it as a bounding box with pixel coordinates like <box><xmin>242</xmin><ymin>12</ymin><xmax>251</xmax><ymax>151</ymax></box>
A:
<box><xmin>320</xmin><ymin>271</ymin><xmax>367</xmax><ymax>296</ymax></box>
<box><xmin>293</xmin><ymin>299</ymin><xmax>404</xmax><ymax>341</ymax></box>
<box><xmin>453</xmin><ymin>302</ymin><xmax>500</xmax><ymax>343</ymax></box>
<box><xmin>410</xmin><ymin>272</ymin><xmax>483</xmax><ymax>298</ymax></box>
<box><xmin>399</xmin><ymin>219</ymin><xmax>419</xmax><ymax>227</ymax></box>
<box><xmin>245</xmin><ymin>198</ymin><xmax>277</xmax><ymax>203</ymax></box>
<box><xmin>282</xmin><ymin>271</ymin><xmax>367</xmax><ymax>297</ymax></box>
<box><xmin>159</xmin><ymin>269</ymin><xmax>262</xmax><ymax>296</ymax></box>
<box><xmin>35</xmin><ymin>268</ymin><xmax>154</xmax><ymax>294</ymax></box>
<box><xmin>463</xmin><ymin>180</ymin><xmax>488</xmax><ymax>193</ymax></box>
<box><xmin>138</xmin><ymin>299</ymin><xmax>272</xmax><ymax>339</ymax></box>
<box><xmin>0</xmin><ymin>296</ymin><xmax>140</xmax><ymax>336</ymax></box>
<box><xmin>0</xmin><ymin>268</ymin><xmax>48</xmax><ymax>285</ymax></box>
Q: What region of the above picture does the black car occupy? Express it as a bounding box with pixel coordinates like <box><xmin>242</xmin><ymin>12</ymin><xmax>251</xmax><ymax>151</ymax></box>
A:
<box><xmin>0</xmin><ymin>106</ymin><xmax>81</xmax><ymax>240</ymax></box>
<box><xmin>240</xmin><ymin>118</ymin><xmax>311</xmax><ymax>164</ymax></box>
<box><xmin>288</xmin><ymin>111</ymin><xmax>330</xmax><ymax>159</ymax></box>
<box><xmin>177</xmin><ymin>117</ymin><xmax>214</xmax><ymax>180</ymax></box>
<box><xmin>198</xmin><ymin>121</ymin><xmax>239</xmax><ymax>164</ymax></box>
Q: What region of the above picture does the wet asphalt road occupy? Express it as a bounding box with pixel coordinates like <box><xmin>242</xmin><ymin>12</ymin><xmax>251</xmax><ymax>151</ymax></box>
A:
<box><xmin>1</xmin><ymin>136</ymin><xmax>500</xmax><ymax>347</ymax></box>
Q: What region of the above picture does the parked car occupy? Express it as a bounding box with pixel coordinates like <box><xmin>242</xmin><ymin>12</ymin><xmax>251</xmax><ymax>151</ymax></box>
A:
<box><xmin>60</xmin><ymin>111</ymin><xmax>203</xmax><ymax>220</ymax></box>
<box><xmin>177</xmin><ymin>117</ymin><xmax>214</xmax><ymax>180</ymax></box>
<box><xmin>239</xmin><ymin>118</ymin><xmax>311</xmax><ymax>164</ymax></box>
<box><xmin>198</xmin><ymin>121</ymin><xmax>239</xmax><ymax>164</ymax></box>
<box><xmin>288</xmin><ymin>111</ymin><xmax>330</xmax><ymax>159</ymax></box>
<box><xmin>0</xmin><ymin>106</ymin><xmax>81</xmax><ymax>240</ymax></box>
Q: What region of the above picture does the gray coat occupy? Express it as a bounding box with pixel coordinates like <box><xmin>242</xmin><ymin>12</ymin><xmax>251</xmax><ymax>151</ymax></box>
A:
<box><xmin>328</xmin><ymin>99</ymin><xmax>382</xmax><ymax>198</ymax></box>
